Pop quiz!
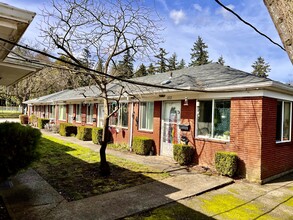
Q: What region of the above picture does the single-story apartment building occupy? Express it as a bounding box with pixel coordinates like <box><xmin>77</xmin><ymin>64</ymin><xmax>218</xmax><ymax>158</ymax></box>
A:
<box><xmin>24</xmin><ymin>63</ymin><xmax>293</xmax><ymax>183</ymax></box>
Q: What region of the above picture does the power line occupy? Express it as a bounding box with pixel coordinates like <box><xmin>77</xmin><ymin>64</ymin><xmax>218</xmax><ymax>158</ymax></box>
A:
<box><xmin>214</xmin><ymin>0</ymin><xmax>286</xmax><ymax>52</ymax></box>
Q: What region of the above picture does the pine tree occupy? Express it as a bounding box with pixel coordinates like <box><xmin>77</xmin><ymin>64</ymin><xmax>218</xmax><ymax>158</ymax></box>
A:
<box><xmin>116</xmin><ymin>50</ymin><xmax>134</xmax><ymax>78</ymax></box>
<box><xmin>178</xmin><ymin>59</ymin><xmax>186</xmax><ymax>69</ymax></box>
<box><xmin>189</xmin><ymin>36</ymin><xmax>211</xmax><ymax>66</ymax></box>
<box><xmin>155</xmin><ymin>48</ymin><xmax>168</xmax><ymax>73</ymax></box>
<box><xmin>168</xmin><ymin>53</ymin><xmax>179</xmax><ymax>71</ymax></box>
<box><xmin>147</xmin><ymin>63</ymin><xmax>156</xmax><ymax>75</ymax></box>
<box><xmin>217</xmin><ymin>55</ymin><xmax>225</xmax><ymax>66</ymax></box>
<box><xmin>251</xmin><ymin>56</ymin><xmax>271</xmax><ymax>78</ymax></box>
<box><xmin>135</xmin><ymin>64</ymin><xmax>147</xmax><ymax>77</ymax></box>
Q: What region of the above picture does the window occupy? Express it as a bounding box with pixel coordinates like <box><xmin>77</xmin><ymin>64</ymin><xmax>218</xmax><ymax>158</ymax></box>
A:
<box><xmin>139</xmin><ymin>102</ymin><xmax>154</xmax><ymax>131</ymax></box>
<box><xmin>109</xmin><ymin>102</ymin><xmax>128</xmax><ymax>127</ymax></box>
<box><xmin>276</xmin><ymin>101</ymin><xmax>292</xmax><ymax>142</ymax></box>
<box><xmin>197</xmin><ymin>100</ymin><xmax>230</xmax><ymax>140</ymax></box>
<box><xmin>86</xmin><ymin>104</ymin><xmax>94</xmax><ymax>123</ymax></box>
<box><xmin>49</xmin><ymin>105</ymin><xmax>55</xmax><ymax>119</ymax></box>
<box><xmin>58</xmin><ymin>105</ymin><xmax>66</xmax><ymax>120</ymax></box>
<box><xmin>76</xmin><ymin>104</ymin><xmax>81</xmax><ymax>122</ymax></box>
<box><xmin>97</xmin><ymin>104</ymin><xmax>104</xmax><ymax>127</ymax></box>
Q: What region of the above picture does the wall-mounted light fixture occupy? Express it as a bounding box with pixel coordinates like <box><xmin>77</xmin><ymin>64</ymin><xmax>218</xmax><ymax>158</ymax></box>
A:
<box><xmin>184</xmin><ymin>97</ymin><xmax>188</xmax><ymax>106</ymax></box>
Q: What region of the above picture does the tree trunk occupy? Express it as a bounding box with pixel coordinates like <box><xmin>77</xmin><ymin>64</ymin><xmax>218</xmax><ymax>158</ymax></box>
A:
<box><xmin>99</xmin><ymin>96</ymin><xmax>111</xmax><ymax>176</ymax></box>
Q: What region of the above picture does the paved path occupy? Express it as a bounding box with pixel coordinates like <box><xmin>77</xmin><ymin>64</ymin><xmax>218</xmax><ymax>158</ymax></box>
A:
<box><xmin>0</xmin><ymin>130</ymin><xmax>233</xmax><ymax>220</ymax></box>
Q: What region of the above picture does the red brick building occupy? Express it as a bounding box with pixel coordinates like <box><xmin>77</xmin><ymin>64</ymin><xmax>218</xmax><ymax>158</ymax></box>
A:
<box><xmin>24</xmin><ymin>63</ymin><xmax>293</xmax><ymax>183</ymax></box>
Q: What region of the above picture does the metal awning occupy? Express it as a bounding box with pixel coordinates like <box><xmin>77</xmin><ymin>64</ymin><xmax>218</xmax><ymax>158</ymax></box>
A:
<box><xmin>0</xmin><ymin>3</ymin><xmax>39</xmax><ymax>86</ymax></box>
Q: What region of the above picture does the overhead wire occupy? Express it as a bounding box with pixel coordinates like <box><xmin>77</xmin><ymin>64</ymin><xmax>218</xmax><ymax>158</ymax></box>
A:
<box><xmin>214</xmin><ymin>0</ymin><xmax>286</xmax><ymax>52</ymax></box>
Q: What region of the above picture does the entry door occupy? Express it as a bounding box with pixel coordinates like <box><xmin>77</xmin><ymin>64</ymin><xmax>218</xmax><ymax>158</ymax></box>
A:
<box><xmin>161</xmin><ymin>101</ymin><xmax>181</xmax><ymax>156</ymax></box>
<box><xmin>68</xmin><ymin>105</ymin><xmax>74</xmax><ymax>123</ymax></box>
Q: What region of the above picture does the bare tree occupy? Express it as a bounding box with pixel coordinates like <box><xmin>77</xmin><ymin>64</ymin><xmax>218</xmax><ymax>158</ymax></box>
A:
<box><xmin>39</xmin><ymin>0</ymin><xmax>162</xmax><ymax>176</ymax></box>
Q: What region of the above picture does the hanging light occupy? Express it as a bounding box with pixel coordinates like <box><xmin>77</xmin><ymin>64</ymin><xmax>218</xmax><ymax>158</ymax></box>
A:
<box><xmin>184</xmin><ymin>97</ymin><xmax>188</xmax><ymax>106</ymax></box>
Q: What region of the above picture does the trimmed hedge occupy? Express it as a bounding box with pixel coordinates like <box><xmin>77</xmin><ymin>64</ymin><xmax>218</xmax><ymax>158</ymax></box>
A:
<box><xmin>29</xmin><ymin>114</ymin><xmax>38</xmax><ymax>126</ymax></box>
<box><xmin>133</xmin><ymin>136</ymin><xmax>153</xmax><ymax>155</ymax></box>
<box><xmin>76</xmin><ymin>126</ymin><xmax>92</xmax><ymax>141</ymax></box>
<box><xmin>38</xmin><ymin>118</ymin><xmax>50</xmax><ymax>129</ymax></box>
<box><xmin>92</xmin><ymin>127</ymin><xmax>103</xmax><ymax>144</ymax></box>
<box><xmin>0</xmin><ymin>122</ymin><xmax>41</xmax><ymax>180</ymax></box>
<box><xmin>173</xmin><ymin>144</ymin><xmax>194</xmax><ymax>165</ymax></box>
<box><xmin>215</xmin><ymin>151</ymin><xmax>238</xmax><ymax>177</ymax></box>
<box><xmin>59</xmin><ymin>123</ymin><xmax>77</xmax><ymax>137</ymax></box>
<box><xmin>19</xmin><ymin>114</ymin><xmax>28</xmax><ymax>124</ymax></box>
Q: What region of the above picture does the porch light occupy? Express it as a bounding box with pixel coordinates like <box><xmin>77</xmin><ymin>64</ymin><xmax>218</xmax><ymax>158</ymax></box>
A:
<box><xmin>184</xmin><ymin>97</ymin><xmax>188</xmax><ymax>106</ymax></box>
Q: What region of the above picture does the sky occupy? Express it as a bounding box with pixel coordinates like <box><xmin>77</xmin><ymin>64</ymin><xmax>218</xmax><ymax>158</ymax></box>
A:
<box><xmin>2</xmin><ymin>0</ymin><xmax>293</xmax><ymax>83</ymax></box>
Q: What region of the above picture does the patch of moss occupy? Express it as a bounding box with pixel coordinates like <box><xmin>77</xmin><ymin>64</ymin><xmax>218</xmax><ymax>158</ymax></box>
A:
<box><xmin>284</xmin><ymin>196</ymin><xmax>293</xmax><ymax>207</ymax></box>
<box><xmin>200</xmin><ymin>194</ymin><xmax>271</xmax><ymax>220</ymax></box>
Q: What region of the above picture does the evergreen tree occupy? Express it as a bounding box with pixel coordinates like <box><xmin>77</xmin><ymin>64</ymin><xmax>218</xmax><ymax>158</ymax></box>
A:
<box><xmin>189</xmin><ymin>36</ymin><xmax>211</xmax><ymax>66</ymax></box>
<box><xmin>135</xmin><ymin>64</ymin><xmax>147</xmax><ymax>77</ymax></box>
<box><xmin>168</xmin><ymin>53</ymin><xmax>179</xmax><ymax>71</ymax></box>
<box><xmin>147</xmin><ymin>63</ymin><xmax>156</xmax><ymax>75</ymax></box>
<box><xmin>155</xmin><ymin>48</ymin><xmax>168</xmax><ymax>73</ymax></box>
<box><xmin>178</xmin><ymin>59</ymin><xmax>186</xmax><ymax>69</ymax></box>
<box><xmin>217</xmin><ymin>55</ymin><xmax>225</xmax><ymax>66</ymax></box>
<box><xmin>116</xmin><ymin>50</ymin><xmax>134</xmax><ymax>78</ymax></box>
<box><xmin>251</xmin><ymin>56</ymin><xmax>271</xmax><ymax>78</ymax></box>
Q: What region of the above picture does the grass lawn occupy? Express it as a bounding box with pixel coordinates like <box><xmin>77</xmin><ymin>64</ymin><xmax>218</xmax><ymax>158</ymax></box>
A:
<box><xmin>31</xmin><ymin>135</ymin><xmax>169</xmax><ymax>201</ymax></box>
<box><xmin>0</xmin><ymin>112</ymin><xmax>20</xmax><ymax>118</ymax></box>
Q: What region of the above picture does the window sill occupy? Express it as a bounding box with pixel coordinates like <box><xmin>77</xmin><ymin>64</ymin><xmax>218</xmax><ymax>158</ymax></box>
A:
<box><xmin>276</xmin><ymin>140</ymin><xmax>291</xmax><ymax>144</ymax></box>
<box><xmin>196</xmin><ymin>137</ymin><xmax>230</xmax><ymax>143</ymax></box>
<box><xmin>138</xmin><ymin>129</ymin><xmax>153</xmax><ymax>133</ymax></box>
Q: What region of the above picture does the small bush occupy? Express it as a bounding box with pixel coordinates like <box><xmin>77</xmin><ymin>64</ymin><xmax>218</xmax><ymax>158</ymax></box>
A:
<box><xmin>76</xmin><ymin>126</ymin><xmax>92</xmax><ymax>141</ymax></box>
<box><xmin>19</xmin><ymin>114</ymin><xmax>28</xmax><ymax>124</ymax></box>
<box><xmin>92</xmin><ymin>127</ymin><xmax>103</xmax><ymax>144</ymax></box>
<box><xmin>0</xmin><ymin>122</ymin><xmax>41</xmax><ymax>180</ymax></box>
<box><xmin>59</xmin><ymin>123</ymin><xmax>77</xmax><ymax>137</ymax></box>
<box><xmin>38</xmin><ymin>118</ymin><xmax>50</xmax><ymax>129</ymax></box>
<box><xmin>29</xmin><ymin>114</ymin><xmax>38</xmax><ymax>127</ymax></box>
<box><xmin>133</xmin><ymin>136</ymin><xmax>153</xmax><ymax>155</ymax></box>
<box><xmin>215</xmin><ymin>151</ymin><xmax>238</xmax><ymax>177</ymax></box>
<box><xmin>173</xmin><ymin>144</ymin><xmax>194</xmax><ymax>165</ymax></box>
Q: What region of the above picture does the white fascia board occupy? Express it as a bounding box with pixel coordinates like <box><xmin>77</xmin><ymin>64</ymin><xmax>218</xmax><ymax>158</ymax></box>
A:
<box><xmin>0</xmin><ymin>3</ymin><xmax>35</xmax><ymax>24</ymax></box>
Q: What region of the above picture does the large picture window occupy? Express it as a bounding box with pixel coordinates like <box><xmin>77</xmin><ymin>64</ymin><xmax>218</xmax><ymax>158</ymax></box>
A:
<box><xmin>109</xmin><ymin>102</ymin><xmax>128</xmax><ymax>128</ymax></box>
<box><xmin>76</xmin><ymin>104</ymin><xmax>81</xmax><ymax>122</ymax></box>
<box><xmin>197</xmin><ymin>100</ymin><xmax>230</xmax><ymax>140</ymax></box>
<box><xmin>276</xmin><ymin>101</ymin><xmax>292</xmax><ymax>142</ymax></box>
<box><xmin>139</xmin><ymin>102</ymin><xmax>154</xmax><ymax>131</ymax></box>
<box><xmin>86</xmin><ymin>104</ymin><xmax>94</xmax><ymax>124</ymax></box>
<box><xmin>58</xmin><ymin>105</ymin><xmax>66</xmax><ymax>121</ymax></box>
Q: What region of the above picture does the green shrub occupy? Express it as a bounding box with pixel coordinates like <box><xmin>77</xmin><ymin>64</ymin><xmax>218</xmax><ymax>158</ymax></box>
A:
<box><xmin>215</xmin><ymin>151</ymin><xmax>238</xmax><ymax>177</ymax></box>
<box><xmin>29</xmin><ymin>114</ymin><xmax>38</xmax><ymax>127</ymax></box>
<box><xmin>0</xmin><ymin>122</ymin><xmax>41</xmax><ymax>180</ymax></box>
<box><xmin>59</xmin><ymin>123</ymin><xmax>77</xmax><ymax>137</ymax></box>
<box><xmin>173</xmin><ymin>144</ymin><xmax>194</xmax><ymax>165</ymax></box>
<box><xmin>133</xmin><ymin>136</ymin><xmax>153</xmax><ymax>155</ymax></box>
<box><xmin>76</xmin><ymin>126</ymin><xmax>92</xmax><ymax>141</ymax></box>
<box><xmin>38</xmin><ymin>118</ymin><xmax>50</xmax><ymax>129</ymax></box>
<box><xmin>19</xmin><ymin>114</ymin><xmax>28</xmax><ymax>124</ymax></box>
<box><xmin>92</xmin><ymin>127</ymin><xmax>103</xmax><ymax>144</ymax></box>
<box><xmin>0</xmin><ymin>112</ymin><xmax>20</xmax><ymax>118</ymax></box>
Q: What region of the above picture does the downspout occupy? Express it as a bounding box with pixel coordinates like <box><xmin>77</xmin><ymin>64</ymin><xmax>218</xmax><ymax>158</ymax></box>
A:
<box><xmin>129</xmin><ymin>102</ymin><xmax>134</xmax><ymax>152</ymax></box>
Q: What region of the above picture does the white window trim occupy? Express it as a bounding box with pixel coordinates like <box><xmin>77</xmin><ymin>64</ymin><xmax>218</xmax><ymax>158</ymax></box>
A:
<box><xmin>86</xmin><ymin>104</ymin><xmax>94</xmax><ymax>124</ymax></box>
<box><xmin>97</xmin><ymin>104</ymin><xmax>104</xmax><ymax>127</ymax></box>
<box><xmin>196</xmin><ymin>99</ymin><xmax>230</xmax><ymax>141</ymax></box>
<box><xmin>139</xmin><ymin>102</ymin><xmax>154</xmax><ymax>132</ymax></box>
<box><xmin>276</xmin><ymin>101</ymin><xmax>292</xmax><ymax>143</ymax></box>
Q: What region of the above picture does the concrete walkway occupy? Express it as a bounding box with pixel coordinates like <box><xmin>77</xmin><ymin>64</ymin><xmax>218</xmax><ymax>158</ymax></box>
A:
<box><xmin>0</xmin><ymin>131</ymin><xmax>234</xmax><ymax>220</ymax></box>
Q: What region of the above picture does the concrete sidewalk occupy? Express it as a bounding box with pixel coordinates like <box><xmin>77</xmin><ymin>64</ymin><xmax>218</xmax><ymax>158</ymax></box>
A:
<box><xmin>0</xmin><ymin>131</ymin><xmax>234</xmax><ymax>220</ymax></box>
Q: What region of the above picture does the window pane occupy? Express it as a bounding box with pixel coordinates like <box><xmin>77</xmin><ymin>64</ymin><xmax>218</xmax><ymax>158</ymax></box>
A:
<box><xmin>283</xmin><ymin>102</ymin><xmax>291</xmax><ymax>141</ymax></box>
<box><xmin>109</xmin><ymin>103</ymin><xmax>118</xmax><ymax>126</ymax></box>
<box><xmin>98</xmin><ymin>104</ymin><xmax>104</xmax><ymax>127</ymax></box>
<box><xmin>139</xmin><ymin>102</ymin><xmax>154</xmax><ymax>130</ymax></box>
<box><xmin>121</xmin><ymin>103</ymin><xmax>128</xmax><ymax>127</ymax></box>
<box><xmin>76</xmin><ymin>104</ymin><xmax>81</xmax><ymax>122</ymax></box>
<box><xmin>87</xmin><ymin>104</ymin><xmax>93</xmax><ymax>123</ymax></box>
<box><xmin>276</xmin><ymin>101</ymin><xmax>282</xmax><ymax>141</ymax></box>
<box><xmin>197</xmin><ymin>101</ymin><xmax>212</xmax><ymax>137</ymax></box>
<box><xmin>59</xmin><ymin>105</ymin><xmax>66</xmax><ymax>120</ymax></box>
<box><xmin>214</xmin><ymin>100</ymin><xmax>230</xmax><ymax>139</ymax></box>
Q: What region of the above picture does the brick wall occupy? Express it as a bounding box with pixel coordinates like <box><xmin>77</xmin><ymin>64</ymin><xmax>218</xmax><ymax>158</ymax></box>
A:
<box><xmin>261</xmin><ymin>97</ymin><xmax>293</xmax><ymax>180</ymax></box>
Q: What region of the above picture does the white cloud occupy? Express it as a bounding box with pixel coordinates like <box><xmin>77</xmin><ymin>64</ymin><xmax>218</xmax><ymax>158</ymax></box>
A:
<box><xmin>216</xmin><ymin>4</ymin><xmax>235</xmax><ymax>19</ymax></box>
<box><xmin>169</xmin><ymin>9</ymin><xmax>186</xmax><ymax>25</ymax></box>
<box><xmin>193</xmin><ymin>4</ymin><xmax>202</xmax><ymax>12</ymax></box>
